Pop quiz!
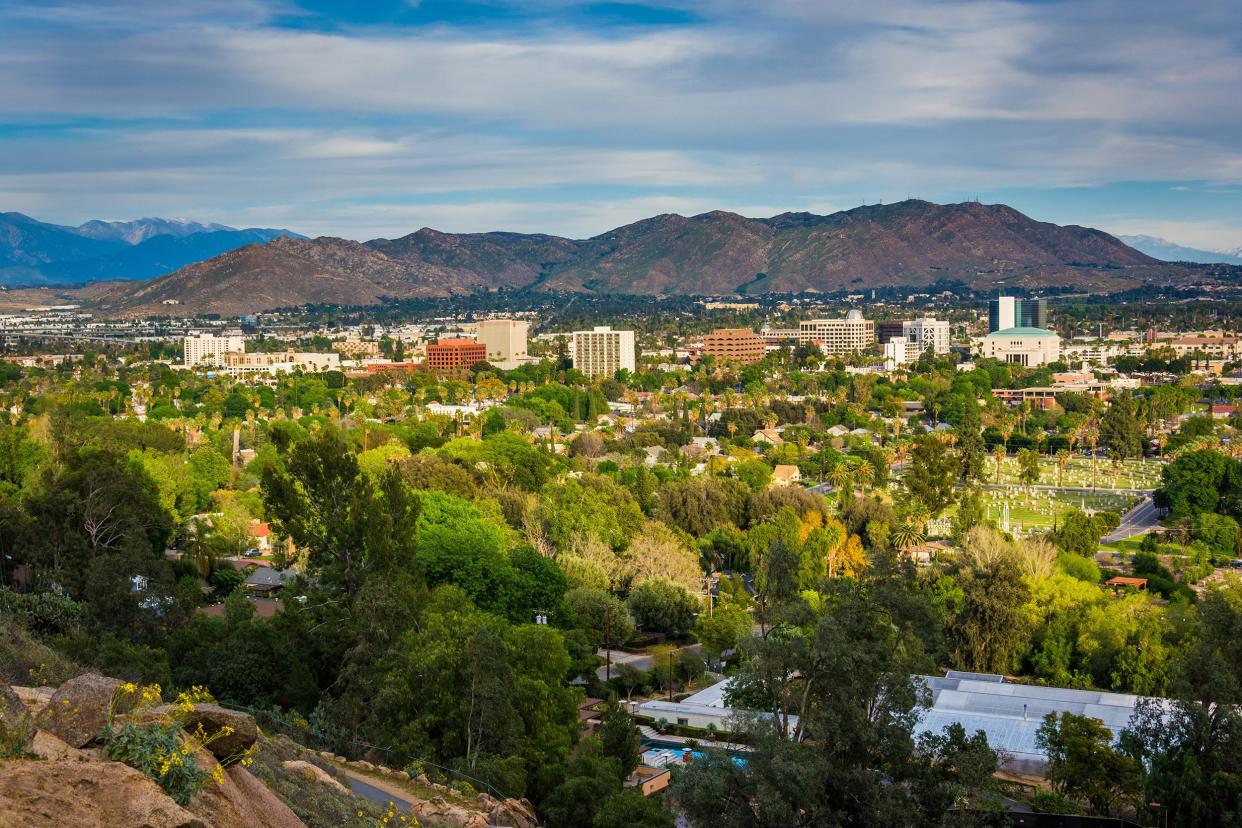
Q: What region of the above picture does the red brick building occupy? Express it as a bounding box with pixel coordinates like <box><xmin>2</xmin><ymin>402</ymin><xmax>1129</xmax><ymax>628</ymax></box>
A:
<box><xmin>426</xmin><ymin>338</ymin><xmax>487</xmax><ymax>374</ymax></box>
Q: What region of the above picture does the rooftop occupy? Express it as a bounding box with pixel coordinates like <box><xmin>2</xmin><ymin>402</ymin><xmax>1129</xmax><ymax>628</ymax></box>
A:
<box><xmin>986</xmin><ymin>326</ymin><xmax>1058</xmax><ymax>338</ymax></box>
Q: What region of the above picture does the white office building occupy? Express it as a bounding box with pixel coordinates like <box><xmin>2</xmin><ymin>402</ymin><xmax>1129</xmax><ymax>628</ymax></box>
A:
<box><xmin>883</xmin><ymin>336</ymin><xmax>913</xmax><ymax>368</ymax></box>
<box><xmin>902</xmin><ymin>317</ymin><xmax>951</xmax><ymax>356</ymax></box>
<box><xmin>475</xmin><ymin>319</ymin><xmax>530</xmax><ymax>370</ymax></box>
<box><xmin>980</xmin><ymin>327</ymin><xmax>1062</xmax><ymax>367</ymax></box>
<box><xmin>183</xmin><ymin>332</ymin><xmax>245</xmax><ymax>367</ymax></box>
<box><xmin>572</xmin><ymin>326</ymin><xmax>636</xmax><ymax>378</ymax></box>
<box><xmin>798</xmin><ymin>310</ymin><xmax>875</xmax><ymax>355</ymax></box>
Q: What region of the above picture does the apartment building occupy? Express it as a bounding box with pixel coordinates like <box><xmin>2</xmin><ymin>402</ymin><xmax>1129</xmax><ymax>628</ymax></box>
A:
<box><xmin>572</xmin><ymin>326</ymin><xmax>636</xmax><ymax>378</ymax></box>
<box><xmin>184</xmin><ymin>332</ymin><xmax>245</xmax><ymax>367</ymax></box>
<box><xmin>798</xmin><ymin>310</ymin><xmax>875</xmax><ymax>355</ymax></box>
<box><xmin>702</xmin><ymin>328</ymin><xmax>767</xmax><ymax>364</ymax></box>
<box><xmin>475</xmin><ymin>319</ymin><xmax>530</xmax><ymax>370</ymax></box>
<box><xmin>426</xmin><ymin>338</ymin><xmax>487</xmax><ymax>374</ymax></box>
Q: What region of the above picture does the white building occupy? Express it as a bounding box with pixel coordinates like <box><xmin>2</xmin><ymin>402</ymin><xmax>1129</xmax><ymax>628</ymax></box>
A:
<box><xmin>475</xmin><ymin>319</ymin><xmax>530</xmax><ymax>370</ymax></box>
<box><xmin>571</xmin><ymin>326</ymin><xmax>636</xmax><ymax>378</ymax></box>
<box><xmin>902</xmin><ymin>317</ymin><xmax>951</xmax><ymax>356</ymax></box>
<box><xmin>979</xmin><ymin>327</ymin><xmax>1062</xmax><ymax>367</ymax></box>
<box><xmin>218</xmin><ymin>350</ymin><xmax>341</xmax><ymax>377</ymax></box>
<box><xmin>184</xmin><ymin>332</ymin><xmax>245</xmax><ymax>368</ymax></box>
<box><xmin>883</xmin><ymin>336</ymin><xmax>913</xmax><ymax>368</ymax></box>
<box><xmin>798</xmin><ymin>310</ymin><xmax>874</xmax><ymax>355</ymax></box>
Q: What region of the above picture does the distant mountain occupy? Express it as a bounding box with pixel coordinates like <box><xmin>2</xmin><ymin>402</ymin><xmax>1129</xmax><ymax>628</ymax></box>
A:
<box><xmin>99</xmin><ymin>200</ymin><xmax>1180</xmax><ymax>316</ymax></box>
<box><xmin>0</xmin><ymin>211</ymin><xmax>302</xmax><ymax>286</ymax></box>
<box><xmin>1117</xmin><ymin>235</ymin><xmax>1242</xmax><ymax>266</ymax></box>
<box><xmin>73</xmin><ymin>217</ymin><xmax>234</xmax><ymax>245</ymax></box>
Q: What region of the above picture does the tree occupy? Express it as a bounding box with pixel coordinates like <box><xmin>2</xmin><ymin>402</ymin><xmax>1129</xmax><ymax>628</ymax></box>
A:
<box><xmin>627</xmin><ymin>577</ymin><xmax>700</xmax><ymax>636</ymax></box>
<box><xmin>950</xmin><ymin>556</ymin><xmax>1031</xmax><ymax>674</ymax></box>
<box><xmin>617</xmin><ymin>521</ymin><xmax>703</xmax><ymax>591</ymax></box>
<box><xmin>1017</xmin><ymin>448</ymin><xmax>1041</xmax><ymax>485</ymax></box>
<box><xmin>596</xmin><ymin>699</ymin><xmax>641</xmax><ymax>778</ymax></box>
<box><xmin>694</xmin><ymin>600</ymin><xmax>752</xmax><ymax>665</ymax></box>
<box><xmin>566</xmin><ymin>587</ymin><xmax>635</xmax><ymax>649</ymax></box>
<box><xmin>903</xmin><ymin>435</ymin><xmax>959</xmax><ymax>516</ymax></box>
<box><xmin>1156</xmin><ymin>449</ymin><xmax>1240</xmax><ymax>519</ymax></box>
<box><xmin>1099</xmin><ymin>394</ymin><xmax>1144</xmax><ymax>461</ymax></box>
<box><xmin>593</xmin><ymin>788</ymin><xmax>673</xmax><ymax>828</ymax></box>
<box><xmin>1037</xmin><ymin>712</ymin><xmax>1140</xmax><ymax>816</ymax></box>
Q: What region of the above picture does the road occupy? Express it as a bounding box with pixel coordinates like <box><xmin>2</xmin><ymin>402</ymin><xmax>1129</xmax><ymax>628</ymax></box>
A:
<box><xmin>1103</xmin><ymin>497</ymin><xmax>1164</xmax><ymax>543</ymax></box>
<box><xmin>596</xmin><ymin>644</ymin><xmax>702</xmax><ymax>681</ymax></box>
<box><xmin>343</xmin><ymin>770</ymin><xmax>413</xmax><ymax>811</ymax></box>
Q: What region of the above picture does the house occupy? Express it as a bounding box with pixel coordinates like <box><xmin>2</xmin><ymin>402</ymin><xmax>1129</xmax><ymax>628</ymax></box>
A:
<box><xmin>751</xmin><ymin>428</ymin><xmax>784</xmax><ymax>446</ymax></box>
<box><xmin>643</xmin><ymin>446</ymin><xmax>667</xmax><ymax>467</ymax></box>
<box><xmin>771</xmin><ymin>465</ymin><xmax>802</xmax><ymax>487</ymax></box>
<box><xmin>244</xmin><ymin>567</ymin><xmax>296</xmax><ymax>596</ymax></box>
<box><xmin>626</xmin><ymin>765</ymin><xmax>672</xmax><ymax>797</ymax></box>
<box><xmin>1105</xmin><ymin>576</ymin><xmax>1148</xmax><ymax>593</ymax></box>
<box><xmin>250</xmin><ymin>521</ymin><xmax>272</xmax><ymax>553</ymax></box>
<box><xmin>825</xmin><ymin>424</ymin><xmax>850</xmax><ymax>438</ymax></box>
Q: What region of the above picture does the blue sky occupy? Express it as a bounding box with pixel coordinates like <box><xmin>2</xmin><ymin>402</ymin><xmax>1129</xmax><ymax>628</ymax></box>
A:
<box><xmin>1</xmin><ymin>0</ymin><xmax>1240</xmax><ymax>249</ymax></box>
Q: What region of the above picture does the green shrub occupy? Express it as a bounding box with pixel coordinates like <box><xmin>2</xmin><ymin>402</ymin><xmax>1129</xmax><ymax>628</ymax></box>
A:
<box><xmin>106</xmin><ymin>718</ymin><xmax>209</xmax><ymax>805</ymax></box>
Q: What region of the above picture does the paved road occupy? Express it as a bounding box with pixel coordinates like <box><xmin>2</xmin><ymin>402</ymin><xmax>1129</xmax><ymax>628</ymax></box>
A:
<box><xmin>345</xmin><ymin>773</ymin><xmax>413</xmax><ymax>811</ymax></box>
<box><xmin>596</xmin><ymin>644</ymin><xmax>702</xmax><ymax>681</ymax></box>
<box><xmin>1103</xmin><ymin>497</ymin><xmax>1164</xmax><ymax>543</ymax></box>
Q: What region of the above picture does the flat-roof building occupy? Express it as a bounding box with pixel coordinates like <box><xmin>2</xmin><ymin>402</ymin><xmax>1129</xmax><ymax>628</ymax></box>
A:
<box><xmin>475</xmin><ymin>319</ymin><xmax>530</xmax><ymax>370</ymax></box>
<box><xmin>980</xmin><ymin>327</ymin><xmax>1061</xmax><ymax>367</ymax></box>
<box><xmin>426</xmin><ymin>338</ymin><xmax>487</xmax><ymax>375</ymax></box>
<box><xmin>572</xmin><ymin>326</ymin><xmax>636</xmax><ymax>378</ymax></box>
<box><xmin>798</xmin><ymin>311</ymin><xmax>874</xmax><ymax>355</ymax></box>
<box><xmin>184</xmin><ymin>332</ymin><xmax>245</xmax><ymax>368</ymax></box>
<box><xmin>702</xmin><ymin>328</ymin><xmax>766</xmax><ymax>364</ymax></box>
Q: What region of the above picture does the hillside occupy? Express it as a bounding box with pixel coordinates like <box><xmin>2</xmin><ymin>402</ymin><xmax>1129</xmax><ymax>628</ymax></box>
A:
<box><xmin>93</xmin><ymin>200</ymin><xmax>1195</xmax><ymax>315</ymax></box>
<box><xmin>1118</xmin><ymin>234</ymin><xmax>1242</xmax><ymax>266</ymax></box>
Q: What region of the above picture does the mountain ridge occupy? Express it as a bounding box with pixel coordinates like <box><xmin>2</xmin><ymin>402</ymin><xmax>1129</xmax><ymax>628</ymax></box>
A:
<box><xmin>91</xmin><ymin>199</ymin><xmax>1197</xmax><ymax>316</ymax></box>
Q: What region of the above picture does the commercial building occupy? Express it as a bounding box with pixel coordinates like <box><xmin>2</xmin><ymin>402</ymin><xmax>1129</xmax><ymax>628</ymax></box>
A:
<box><xmin>989</xmin><ymin>296</ymin><xmax>1047</xmax><ymax>333</ymax></box>
<box><xmin>883</xmin><ymin>336</ymin><xmax>913</xmax><ymax>367</ymax></box>
<box><xmin>426</xmin><ymin>338</ymin><xmax>487</xmax><ymax>374</ymax></box>
<box><xmin>702</xmin><ymin>328</ymin><xmax>766</xmax><ymax>364</ymax></box>
<box><xmin>876</xmin><ymin>321</ymin><xmax>906</xmax><ymax>344</ymax></box>
<box><xmin>219</xmin><ymin>350</ymin><xmax>340</xmax><ymax>377</ymax></box>
<box><xmin>184</xmin><ymin>332</ymin><xmax>245</xmax><ymax>367</ymax></box>
<box><xmin>980</xmin><ymin>327</ymin><xmax>1061</xmax><ymax>367</ymax></box>
<box><xmin>902</xmin><ymin>317</ymin><xmax>951</xmax><ymax>355</ymax></box>
<box><xmin>797</xmin><ymin>310</ymin><xmax>874</xmax><ymax>355</ymax></box>
<box><xmin>475</xmin><ymin>319</ymin><xmax>530</xmax><ymax>370</ymax></box>
<box><xmin>571</xmin><ymin>326</ymin><xmax>636</xmax><ymax>378</ymax></box>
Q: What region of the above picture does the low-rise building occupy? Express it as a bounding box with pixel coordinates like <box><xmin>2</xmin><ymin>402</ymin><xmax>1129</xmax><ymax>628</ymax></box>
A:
<box><xmin>219</xmin><ymin>350</ymin><xmax>340</xmax><ymax>377</ymax></box>
<box><xmin>979</xmin><ymin>327</ymin><xmax>1061</xmax><ymax>367</ymax></box>
<box><xmin>426</xmin><ymin>338</ymin><xmax>487</xmax><ymax>375</ymax></box>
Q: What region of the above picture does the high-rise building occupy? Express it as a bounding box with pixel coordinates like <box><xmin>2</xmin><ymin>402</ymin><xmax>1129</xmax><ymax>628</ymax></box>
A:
<box><xmin>426</xmin><ymin>338</ymin><xmax>487</xmax><ymax>374</ymax></box>
<box><xmin>876</xmin><ymin>321</ymin><xmax>906</xmax><ymax>344</ymax></box>
<box><xmin>475</xmin><ymin>319</ymin><xmax>529</xmax><ymax>370</ymax></box>
<box><xmin>183</xmin><ymin>332</ymin><xmax>245</xmax><ymax>367</ymax></box>
<box><xmin>702</xmin><ymin>328</ymin><xmax>766</xmax><ymax>364</ymax></box>
<box><xmin>990</xmin><ymin>296</ymin><xmax>1047</xmax><ymax>332</ymax></box>
<box><xmin>902</xmin><ymin>317</ymin><xmax>951</xmax><ymax>356</ymax></box>
<box><xmin>571</xmin><ymin>326</ymin><xmax>636</xmax><ymax>378</ymax></box>
<box><xmin>797</xmin><ymin>310</ymin><xmax>874</xmax><ymax>355</ymax></box>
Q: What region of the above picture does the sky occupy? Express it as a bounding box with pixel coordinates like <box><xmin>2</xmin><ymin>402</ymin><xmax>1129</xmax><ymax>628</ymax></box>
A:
<box><xmin>1</xmin><ymin>0</ymin><xmax>1240</xmax><ymax>249</ymax></box>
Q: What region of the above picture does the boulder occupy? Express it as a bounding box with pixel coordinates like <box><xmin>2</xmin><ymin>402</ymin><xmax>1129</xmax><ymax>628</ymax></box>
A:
<box><xmin>179</xmin><ymin>704</ymin><xmax>257</xmax><ymax>761</ymax></box>
<box><xmin>0</xmin><ymin>758</ymin><xmax>208</xmax><ymax>828</ymax></box>
<box><xmin>412</xmin><ymin>796</ymin><xmax>488</xmax><ymax>828</ymax></box>
<box><xmin>348</xmin><ymin>759</ymin><xmax>375</xmax><ymax>772</ymax></box>
<box><xmin>9</xmin><ymin>686</ymin><xmax>54</xmax><ymax>718</ymax></box>
<box><xmin>282</xmin><ymin>760</ymin><xmax>350</xmax><ymax>793</ymax></box>
<box><xmin>187</xmin><ymin>764</ymin><xmax>305</xmax><ymax>828</ymax></box>
<box><xmin>488</xmin><ymin>798</ymin><xmax>540</xmax><ymax>828</ymax></box>
<box><xmin>35</xmin><ymin>673</ymin><xmax>130</xmax><ymax>748</ymax></box>
<box><xmin>29</xmin><ymin>729</ymin><xmax>85</xmax><ymax>761</ymax></box>
<box><xmin>393</xmin><ymin>770</ymin><xmax>410</xmax><ymax>781</ymax></box>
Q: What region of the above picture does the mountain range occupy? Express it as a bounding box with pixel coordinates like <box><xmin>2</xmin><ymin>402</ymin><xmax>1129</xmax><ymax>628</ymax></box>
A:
<box><xmin>0</xmin><ymin>213</ymin><xmax>302</xmax><ymax>286</ymax></box>
<box><xmin>1117</xmin><ymin>235</ymin><xmax>1242</xmax><ymax>266</ymax></box>
<box><xmin>95</xmin><ymin>200</ymin><xmax>1184</xmax><ymax>316</ymax></box>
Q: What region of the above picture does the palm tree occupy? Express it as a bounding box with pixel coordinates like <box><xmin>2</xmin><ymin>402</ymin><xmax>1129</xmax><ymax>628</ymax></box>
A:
<box><xmin>853</xmin><ymin>461</ymin><xmax>875</xmax><ymax>495</ymax></box>
<box><xmin>891</xmin><ymin>520</ymin><xmax>926</xmax><ymax>554</ymax></box>
<box><xmin>1055</xmin><ymin>449</ymin><xmax>1070</xmax><ymax>488</ymax></box>
<box><xmin>829</xmin><ymin>462</ymin><xmax>853</xmax><ymax>493</ymax></box>
<box><xmin>993</xmin><ymin>445</ymin><xmax>1006</xmax><ymax>484</ymax></box>
<box><xmin>1082</xmin><ymin>422</ymin><xmax>1100</xmax><ymax>491</ymax></box>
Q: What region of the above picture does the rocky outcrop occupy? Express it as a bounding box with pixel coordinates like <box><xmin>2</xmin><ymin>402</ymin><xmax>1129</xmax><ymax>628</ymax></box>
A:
<box><xmin>413</xmin><ymin>796</ymin><xmax>489</xmax><ymax>828</ymax></box>
<box><xmin>178</xmin><ymin>704</ymin><xmax>257</xmax><ymax>760</ymax></box>
<box><xmin>281</xmin><ymin>760</ymin><xmax>350</xmax><ymax>794</ymax></box>
<box><xmin>35</xmin><ymin>673</ymin><xmax>130</xmax><ymax>748</ymax></box>
<box><xmin>28</xmin><ymin>729</ymin><xmax>85</xmax><ymax>761</ymax></box>
<box><xmin>488</xmin><ymin>797</ymin><xmax>539</xmax><ymax>828</ymax></box>
<box><xmin>0</xmin><ymin>758</ymin><xmax>209</xmax><ymax>828</ymax></box>
<box><xmin>187</xmin><ymin>764</ymin><xmax>305</xmax><ymax>828</ymax></box>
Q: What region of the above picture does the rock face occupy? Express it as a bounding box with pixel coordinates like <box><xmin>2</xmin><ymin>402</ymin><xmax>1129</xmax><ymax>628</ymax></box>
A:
<box><xmin>187</xmin><ymin>764</ymin><xmax>305</xmax><ymax>828</ymax></box>
<box><xmin>412</xmin><ymin>796</ymin><xmax>488</xmax><ymax>828</ymax></box>
<box><xmin>35</xmin><ymin>673</ymin><xmax>130</xmax><ymax>748</ymax></box>
<box><xmin>28</xmin><ymin>729</ymin><xmax>85</xmax><ymax>761</ymax></box>
<box><xmin>488</xmin><ymin>798</ymin><xmax>540</xmax><ymax>828</ymax></box>
<box><xmin>0</xmin><ymin>758</ymin><xmax>209</xmax><ymax>828</ymax></box>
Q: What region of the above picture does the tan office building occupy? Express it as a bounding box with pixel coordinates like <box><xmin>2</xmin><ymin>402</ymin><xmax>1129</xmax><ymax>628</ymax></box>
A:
<box><xmin>798</xmin><ymin>311</ymin><xmax>875</xmax><ymax>355</ymax></box>
<box><xmin>475</xmin><ymin>319</ymin><xmax>530</xmax><ymax>370</ymax></box>
<box><xmin>702</xmin><ymin>328</ymin><xmax>766</xmax><ymax>364</ymax></box>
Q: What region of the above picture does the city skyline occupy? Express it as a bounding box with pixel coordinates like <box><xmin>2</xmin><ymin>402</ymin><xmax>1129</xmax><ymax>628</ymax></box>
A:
<box><xmin>1</xmin><ymin>0</ymin><xmax>1240</xmax><ymax>249</ymax></box>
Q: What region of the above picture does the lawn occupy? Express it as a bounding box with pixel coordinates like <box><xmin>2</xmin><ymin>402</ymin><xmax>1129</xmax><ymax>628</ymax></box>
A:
<box><xmin>937</xmin><ymin>488</ymin><xmax>1141</xmax><ymax>537</ymax></box>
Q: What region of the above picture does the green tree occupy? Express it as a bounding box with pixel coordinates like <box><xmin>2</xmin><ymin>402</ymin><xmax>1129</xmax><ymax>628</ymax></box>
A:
<box><xmin>903</xmin><ymin>435</ymin><xmax>959</xmax><ymax>516</ymax></box>
<box><xmin>1099</xmin><ymin>394</ymin><xmax>1144</xmax><ymax>461</ymax></box>
<box><xmin>950</xmin><ymin>557</ymin><xmax>1031</xmax><ymax>674</ymax></box>
<box><xmin>627</xmin><ymin>577</ymin><xmax>699</xmax><ymax>636</ymax></box>
<box><xmin>1037</xmin><ymin>711</ymin><xmax>1140</xmax><ymax>816</ymax></box>
<box><xmin>596</xmin><ymin>699</ymin><xmax>641</xmax><ymax>778</ymax></box>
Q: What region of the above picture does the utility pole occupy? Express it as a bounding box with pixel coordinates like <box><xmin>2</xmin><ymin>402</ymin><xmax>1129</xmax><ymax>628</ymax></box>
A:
<box><xmin>668</xmin><ymin>651</ymin><xmax>675</xmax><ymax>702</ymax></box>
<box><xmin>604</xmin><ymin>606</ymin><xmax>612</xmax><ymax>683</ymax></box>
